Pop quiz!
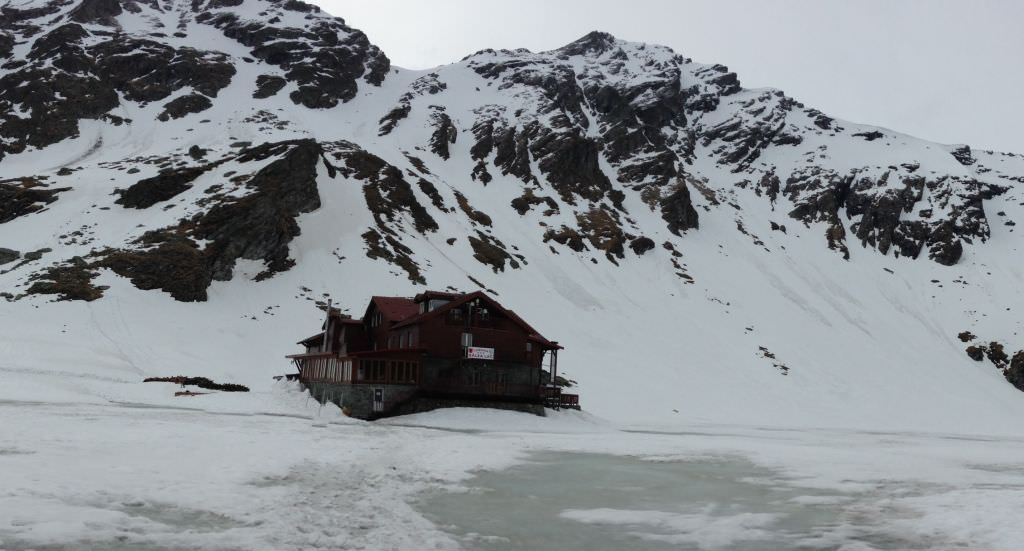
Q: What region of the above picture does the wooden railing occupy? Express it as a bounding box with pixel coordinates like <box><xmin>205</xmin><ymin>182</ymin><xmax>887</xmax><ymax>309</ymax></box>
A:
<box><xmin>291</xmin><ymin>352</ymin><xmax>341</xmax><ymax>383</ymax></box>
<box><xmin>293</xmin><ymin>353</ymin><xmax>419</xmax><ymax>386</ymax></box>
<box><xmin>541</xmin><ymin>386</ymin><xmax>581</xmax><ymax>410</ymax></box>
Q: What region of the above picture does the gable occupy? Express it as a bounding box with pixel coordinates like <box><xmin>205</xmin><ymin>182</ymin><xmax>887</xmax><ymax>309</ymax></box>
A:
<box><xmin>392</xmin><ymin>291</ymin><xmax>559</xmax><ymax>348</ymax></box>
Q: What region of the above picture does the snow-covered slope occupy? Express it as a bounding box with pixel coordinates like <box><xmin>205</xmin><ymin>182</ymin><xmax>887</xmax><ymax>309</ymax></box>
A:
<box><xmin>3</xmin><ymin>0</ymin><xmax>1024</xmax><ymax>433</ymax></box>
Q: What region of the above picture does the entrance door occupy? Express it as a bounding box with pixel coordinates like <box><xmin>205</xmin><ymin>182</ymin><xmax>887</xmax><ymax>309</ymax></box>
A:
<box><xmin>373</xmin><ymin>388</ymin><xmax>384</xmax><ymax>413</ymax></box>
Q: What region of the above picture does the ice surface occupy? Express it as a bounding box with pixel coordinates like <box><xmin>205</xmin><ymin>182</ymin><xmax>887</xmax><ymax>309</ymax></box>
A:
<box><xmin>5</xmin><ymin>395</ymin><xmax>1024</xmax><ymax>550</ymax></box>
<box><xmin>421</xmin><ymin>452</ymin><xmax>950</xmax><ymax>550</ymax></box>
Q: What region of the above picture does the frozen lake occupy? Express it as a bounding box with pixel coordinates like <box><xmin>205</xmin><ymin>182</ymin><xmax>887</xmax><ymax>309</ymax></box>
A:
<box><xmin>420</xmin><ymin>449</ymin><xmax>1003</xmax><ymax>550</ymax></box>
<box><xmin>4</xmin><ymin>395</ymin><xmax>1024</xmax><ymax>550</ymax></box>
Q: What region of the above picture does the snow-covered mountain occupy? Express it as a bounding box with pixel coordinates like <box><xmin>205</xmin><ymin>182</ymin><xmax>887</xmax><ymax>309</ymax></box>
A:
<box><xmin>3</xmin><ymin>0</ymin><xmax>1024</xmax><ymax>432</ymax></box>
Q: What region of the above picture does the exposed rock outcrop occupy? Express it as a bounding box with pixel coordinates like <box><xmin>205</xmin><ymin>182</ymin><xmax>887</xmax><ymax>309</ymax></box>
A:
<box><xmin>157</xmin><ymin>94</ymin><xmax>213</xmax><ymax>121</ymax></box>
<box><xmin>0</xmin><ymin>179</ymin><xmax>68</xmax><ymax>223</ymax></box>
<box><xmin>116</xmin><ymin>166</ymin><xmax>210</xmax><ymax>209</ymax></box>
<box><xmin>1006</xmin><ymin>351</ymin><xmax>1024</xmax><ymax>392</ymax></box>
<box><xmin>198</xmin><ymin>1</ymin><xmax>389</xmax><ymax>108</ymax></box>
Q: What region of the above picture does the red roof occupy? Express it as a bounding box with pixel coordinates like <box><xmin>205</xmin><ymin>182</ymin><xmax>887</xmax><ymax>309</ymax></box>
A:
<box><xmin>413</xmin><ymin>290</ymin><xmax>461</xmax><ymax>303</ymax></box>
<box><xmin>369</xmin><ymin>296</ymin><xmax>420</xmax><ymax>322</ymax></box>
<box><xmin>391</xmin><ymin>291</ymin><xmax>561</xmax><ymax>349</ymax></box>
<box><xmin>298</xmin><ymin>332</ymin><xmax>324</xmax><ymax>345</ymax></box>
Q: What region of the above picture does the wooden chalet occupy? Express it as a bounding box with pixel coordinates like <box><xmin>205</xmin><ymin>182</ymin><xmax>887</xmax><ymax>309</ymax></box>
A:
<box><xmin>286</xmin><ymin>291</ymin><xmax>578</xmax><ymax>419</ymax></box>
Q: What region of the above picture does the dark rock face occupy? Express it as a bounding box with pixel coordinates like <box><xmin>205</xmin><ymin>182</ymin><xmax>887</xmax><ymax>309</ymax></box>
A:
<box><xmin>188</xmin><ymin>145</ymin><xmax>208</xmax><ymax>160</ymax></box>
<box><xmin>532</xmin><ymin>130</ymin><xmax>619</xmax><ymax>207</ymax></box>
<box><xmin>629</xmin><ymin>236</ymin><xmax>656</xmax><ymax>256</ymax></box>
<box><xmin>69</xmin><ymin>0</ymin><xmax>123</xmax><ymax>26</ymax></box>
<box><xmin>469</xmin><ymin>233</ymin><xmax>517</xmax><ymax>273</ymax></box>
<box><xmin>0</xmin><ymin>0</ymin><xmax>393</xmax><ymax>157</ymax></box>
<box><xmin>429</xmin><ymin>111</ymin><xmax>457</xmax><ymax>160</ymax></box>
<box><xmin>253</xmin><ymin>74</ymin><xmax>287</xmax><ymax>98</ymax></box>
<box><xmin>702</xmin><ymin>91</ymin><xmax>802</xmax><ymax>172</ymax></box>
<box><xmin>334</xmin><ymin>144</ymin><xmax>438</xmax><ymax>235</ymax></box>
<box><xmin>0</xmin><ymin>247</ymin><xmax>19</xmax><ymax>265</ymax></box>
<box><xmin>464</xmin><ymin>40</ymin><xmax>699</xmax><ymax>212</ymax></box>
<box><xmin>966</xmin><ymin>345</ymin><xmax>985</xmax><ymax>362</ymax></box>
<box><xmin>39</xmin><ymin>139</ymin><xmax>327</xmax><ymax>302</ymax></box>
<box><xmin>100</xmin><ymin>234</ymin><xmax>211</xmax><ymax>302</ymax></box>
<box><xmin>194</xmin><ymin>139</ymin><xmax>325</xmax><ymax>281</ymax></box>
<box><xmin>0</xmin><ymin>15</ymin><xmax>235</xmax><ymax>158</ymax></box>
<box><xmin>783</xmin><ymin>166</ymin><xmax>1002</xmax><ymax>264</ymax></box>
<box><xmin>510</xmin><ymin>189</ymin><xmax>558</xmax><ymax>215</ymax></box>
<box><xmin>950</xmin><ymin>145</ymin><xmax>976</xmax><ymax>166</ymax></box>
<box><xmin>328</xmin><ymin>142</ymin><xmax>436</xmax><ymax>283</ymax></box>
<box><xmin>0</xmin><ymin>179</ymin><xmax>68</xmax><ymax>223</ymax></box>
<box><xmin>852</xmin><ymin>130</ymin><xmax>884</xmax><ymax>141</ymax></box>
<box><xmin>543</xmin><ymin>226</ymin><xmax>588</xmax><ymax>252</ymax></box>
<box><xmin>378</xmin><ymin>73</ymin><xmax>446</xmax><ymax>136</ymax></box>
<box><xmin>200</xmin><ymin>7</ymin><xmax>389</xmax><ymax>108</ymax></box>
<box><xmin>378</xmin><ymin>103</ymin><xmax>411</xmax><ymax>136</ymax></box>
<box><xmin>25</xmin><ymin>258</ymin><xmax>104</xmax><ymax>302</ymax></box>
<box><xmin>454</xmin><ymin>192</ymin><xmax>492</xmax><ymax>227</ymax></box>
<box><xmin>0</xmin><ymin>32</ymin><xmax>13</xmax><ymax>59</ymax></box>
<box><xmin>157</xmin><ymin>94</ymin><xmax>213</xmax><ymax>121</ymax></box>
<box><xmin>116</xmin><ymin>166</ymin><xmax>210</xmax><ymax>209</ymax></box>
<box><xmin>577</xmin><ymin>208</ymin><xmax>626</xmax><ymax>262</ymax></box>
<box><xmin>986</xmin><ymin>341</ymin><xmax>1009</xmax><ymax>368</ymax></box>
<box><xmin>1006</xmin><ymin>351</ymin><xmax>1024</xmax><ymax>392</ymax></box>
<box><xmin>90</xmin><ymin>38</ymin><xmax>235</xmax><ymax>102</ymax></box>
<box><xmin>660</xmin><ymin>181</ymin><xmax>700</xmax><ymax>234</ymax></box>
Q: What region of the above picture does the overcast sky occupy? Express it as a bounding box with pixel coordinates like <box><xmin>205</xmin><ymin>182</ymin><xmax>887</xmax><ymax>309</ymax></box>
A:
<box><xmin>319</xmin><ymin>0</ymin><xmax>1024</xmax><ymax>154</ymax></box>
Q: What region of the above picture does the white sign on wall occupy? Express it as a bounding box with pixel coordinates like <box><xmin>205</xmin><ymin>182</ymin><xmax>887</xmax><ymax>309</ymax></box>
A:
<box><xmin>466</xmin><ymin>346</ymin><xmax>495</xmax><ymax>360</ymax></box>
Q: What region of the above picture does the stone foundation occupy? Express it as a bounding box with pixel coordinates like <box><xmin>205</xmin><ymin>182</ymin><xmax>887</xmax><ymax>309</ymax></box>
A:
<box><xmin>388</xmin><ymin>395</ymin><xmax>545</xmax><ymax>418</ymax></box>
<box><xmin>302</xmin><ymin>382</ymin><xmax>545</xmax><ymax>420</ymax></box>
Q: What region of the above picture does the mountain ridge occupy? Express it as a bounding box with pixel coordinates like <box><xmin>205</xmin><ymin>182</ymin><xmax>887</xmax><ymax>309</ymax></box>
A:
<box><xmin>2</xmin><ymin>0</ymin><xmax>1024</xmax><ymax>430</ymax></box>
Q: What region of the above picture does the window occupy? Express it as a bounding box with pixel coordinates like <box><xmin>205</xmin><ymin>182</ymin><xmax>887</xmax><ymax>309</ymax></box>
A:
<box><xmin>526</xmin><ymin>342</ymin><xmax>533</xmax><ymax>352</ymax></box>
<box><xmin>371</xmin><ymin>360</ymin><xmax>385</xmax><ymax>382</ymax></box>
<box><xmin>400</xmin><ymin>332</ymin><xmax>407</xmax><ymax>349</ymax></box>
<box><xmin>357</xmin><ymin>363</ymin><xmax>365</xmax><ymax>381</ymax></box>
<box><xmin>478</xmin><ymin>308</ymin><xmax>490</xmax><ymax>321</ymax></box>
<box><xmin>448</xmin><ymin>308</ymin><xmax>463</xmax><ymax>322</ymax></box>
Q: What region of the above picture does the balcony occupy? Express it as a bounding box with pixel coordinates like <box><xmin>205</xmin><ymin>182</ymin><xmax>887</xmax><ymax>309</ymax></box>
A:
<box><xmin>542</xmin><ymin>386</ymin><xmax>581</xmax><ymax>410</ymax></box>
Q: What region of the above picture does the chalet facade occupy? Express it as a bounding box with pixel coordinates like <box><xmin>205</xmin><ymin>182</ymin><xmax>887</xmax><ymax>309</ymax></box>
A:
<box><xmin>287</xmin><ymin>291</ymin><xmax>578</xmax><ymax>419</ymax></box>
